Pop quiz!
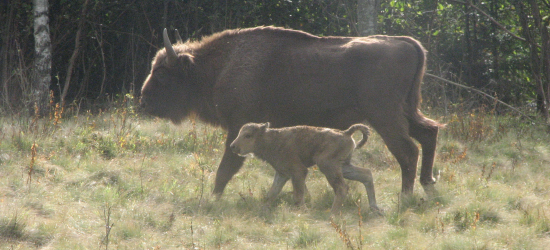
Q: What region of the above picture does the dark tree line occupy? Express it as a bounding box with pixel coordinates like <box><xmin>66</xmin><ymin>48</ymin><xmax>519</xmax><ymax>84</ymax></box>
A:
<box><xmin>1</xmin><ymin>0</ymin><xmax>549</xmax><ymax>122</ymax></box>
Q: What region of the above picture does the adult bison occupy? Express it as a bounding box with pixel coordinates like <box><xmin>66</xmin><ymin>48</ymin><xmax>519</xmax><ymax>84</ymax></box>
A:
<box><xmin>140</xmin><ymin>26</ymin><xmax>442</xmax><ymax>199</ymax></box>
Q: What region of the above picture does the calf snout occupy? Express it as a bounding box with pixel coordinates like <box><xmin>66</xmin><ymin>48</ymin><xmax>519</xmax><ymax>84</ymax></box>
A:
<box><xmin>229</xmin><ymin>142</ymin><xmax>239</xmax><ymax>155</ymax></box>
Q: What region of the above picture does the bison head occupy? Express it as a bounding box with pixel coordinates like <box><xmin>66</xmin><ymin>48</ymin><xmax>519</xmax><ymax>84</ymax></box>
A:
<box><xmin>140</xmin><ymin>28</ymin><xmax>195</xmax><ymax>124</ymax></box>
<box><xmin>230</xmin><ymin>122</ymin><xmax>270</xmax><ymax>156</ymax></box>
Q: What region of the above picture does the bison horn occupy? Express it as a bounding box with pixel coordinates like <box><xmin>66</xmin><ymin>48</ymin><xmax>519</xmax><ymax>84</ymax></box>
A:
<box><xmin>174</xmin><ymin>29</ymin><xmax>183</xmax><ymax>43</ymax></box>
<box><xmin>163</xmin><ymin>28</ymin><xmax>178</xmax><ymax>65</ymax></box>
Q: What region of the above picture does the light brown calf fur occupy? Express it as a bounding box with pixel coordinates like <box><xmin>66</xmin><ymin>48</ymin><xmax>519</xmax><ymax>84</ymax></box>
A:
<box><xmin>230</xmin><ymin>122</ymin><xmax>379</xmax><ymax>215</ymax></box>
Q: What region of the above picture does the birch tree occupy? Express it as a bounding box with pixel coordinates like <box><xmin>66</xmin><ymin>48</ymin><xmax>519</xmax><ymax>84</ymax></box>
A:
<box><xmin>33</xmin><ymin>0</ymin><xmax>51</xmax><ymax>114</ymax></box>
<box><xmin>357</xmin><ymin>0</ymin><xmax>380</xmax><ymax>36</ymax></box>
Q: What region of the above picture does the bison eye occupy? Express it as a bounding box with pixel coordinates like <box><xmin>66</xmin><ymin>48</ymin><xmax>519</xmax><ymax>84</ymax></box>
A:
<box><xmin>244</xmin><ymin>134</ymin><xmax>252</xmax><ymax>139</ymax></box>
<box><xmin>154</xmin><ymin>73</ymin><xmax>168</xmax><ymax>84</ymax></box>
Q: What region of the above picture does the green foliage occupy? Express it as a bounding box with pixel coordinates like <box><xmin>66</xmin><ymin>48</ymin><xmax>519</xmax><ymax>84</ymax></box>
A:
<box><xmin>0</xmin><ymin>214</ymin><xmax>51</xmax><ymax>247</ymax></box>
<box><xmin>293</xmin><ymin>223</ymin><xmax>322</xmax><ymax>248</ymax></box>
<box><xmin>0</xmin><ymin>215</ymin><xmax>25</xmax><ymax>240</ymax></box>
<box><xmin>115</xmin><ymin>221</ymin><xmax>142</xmax><ymax>240</ymax></box>
<box><xmin>3</xmin><ymin>0</ymin><xmax>550</xmax><ymax>119</ymax></box>
<box><xmin>379</xmin><ymin>0</ymin><xmax>547</xmax><ymax>112</ymax></box>
<box><xmin>519</xmin><ymin>206</ymin><xmax>550</xmax><ymax>236</ymax></box>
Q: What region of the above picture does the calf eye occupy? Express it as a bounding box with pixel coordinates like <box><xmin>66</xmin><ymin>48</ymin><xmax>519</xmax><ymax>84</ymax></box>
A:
<box><xmin>244</xmin><ymin>134</ymin><xmax>252</xmax><ymax>139</ymax></box>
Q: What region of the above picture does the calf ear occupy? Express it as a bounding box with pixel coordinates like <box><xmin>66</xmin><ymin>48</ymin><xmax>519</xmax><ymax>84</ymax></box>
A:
<box><xmin>263</xmin><ymin>122</ymin><xmax>270</xmax><ymax>128</ymax></box>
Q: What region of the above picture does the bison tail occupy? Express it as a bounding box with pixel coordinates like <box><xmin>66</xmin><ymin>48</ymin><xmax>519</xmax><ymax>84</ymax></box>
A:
<box><xmin>343</xmin><ymin>124</ymin><xmax>370</xmax><ymax>149</ymax></box>
<box><xmin>398</xmin><ymin>36</ymin><xmax>445</xmax><ymax>129</ymax></box>
<box><xmin>409</xmin><ymin>110</ymin><xmax>445</xmax><ymax>129</ymax></box>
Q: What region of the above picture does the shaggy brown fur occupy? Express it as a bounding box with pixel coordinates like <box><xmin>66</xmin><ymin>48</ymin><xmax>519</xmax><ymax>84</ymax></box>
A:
<box><xmin>141</xmin><ymin>27</ymin><xmax>442</xmax><ymax>200</ymax></box>
<box><xmin>230</xmin><ymin>122</ymin><xmax>379</xmax><ymax>214</ymax></box>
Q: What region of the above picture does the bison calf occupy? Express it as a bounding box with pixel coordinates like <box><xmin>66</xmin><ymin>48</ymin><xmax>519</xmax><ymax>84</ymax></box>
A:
<box><xmin>230</xmin><ymin>122</ymin><xmax>379</xmax><ymax>215</ymax></box>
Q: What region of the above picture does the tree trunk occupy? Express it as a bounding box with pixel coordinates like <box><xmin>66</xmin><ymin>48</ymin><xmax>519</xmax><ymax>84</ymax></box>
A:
<box><xmin>528</xmin><ymin>0</ymin><xmax>550</xmax><ymax>123</ymax></box>
<box><xmin>490</xmin><ymin>0</ymin><xmax>500</xmax><ymax>81</ymax></box>
<box><xmin>61</xmin><ymin>0</ymin><xmax>90</xmax><ymax>106</ymax></box>
<box><xmin>33</xmin><ymin>0</ymin><xmax>52</xmax><ymax>115</ymax></box>
<box><xmin>357</xmin><ymin>0</ymin><xmax>379</xmax><ymax>36</ymax></box>
<box><xmin>464</xmin><ymin>2</ymin><xmax>474</xmax><ymax>85</ymax></box>
<box><xmin>517</xmin><ymin>0</ymin><xmax>550</xmax><ymax>123</ymax></box>
<box><xmin>1</xmin><ymin>4</ymin><xmax>14</xmax><ymax>109</ymax></box>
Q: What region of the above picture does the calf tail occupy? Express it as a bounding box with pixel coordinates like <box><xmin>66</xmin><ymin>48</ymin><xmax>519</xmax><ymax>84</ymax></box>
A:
<box><xmin>343</xmin><ymin>124</ymin><xmax>370</xmax><ymax>149</ymax></box>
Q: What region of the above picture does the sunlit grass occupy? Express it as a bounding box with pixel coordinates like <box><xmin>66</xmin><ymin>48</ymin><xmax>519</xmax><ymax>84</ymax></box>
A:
<box><xmin>1</xmin><ymin>102</ymin><xmax>550</xmax><ymax>249</ymax></box>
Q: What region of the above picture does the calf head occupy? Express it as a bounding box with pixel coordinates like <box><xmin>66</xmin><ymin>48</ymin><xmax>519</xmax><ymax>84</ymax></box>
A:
<box><xmin>230</xmin><ymin>122</ymin><xmax>270</xmax><ymax>156</ymax></box>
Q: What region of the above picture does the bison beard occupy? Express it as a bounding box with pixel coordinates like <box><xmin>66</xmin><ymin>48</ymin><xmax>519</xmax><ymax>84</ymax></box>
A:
<box><xmin>140</xmin><ymin>26</ymin><xmax>443</xmax><ymax>200</ymax></box>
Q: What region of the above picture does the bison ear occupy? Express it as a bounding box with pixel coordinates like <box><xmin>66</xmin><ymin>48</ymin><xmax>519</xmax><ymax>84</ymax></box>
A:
<box><xmin>183</xmin><ymin>53</ymin><xmax>195</xmax><ymax>63</ymax></box>
<box><xmin>179</xmin><ymin>53</ymin><xmax>195</xmax><ymax>70</ymax></box>
<box><xmin>262</xmin><ymin>122</ymin><xmax>270</xmax><ymax>130</ymax></box>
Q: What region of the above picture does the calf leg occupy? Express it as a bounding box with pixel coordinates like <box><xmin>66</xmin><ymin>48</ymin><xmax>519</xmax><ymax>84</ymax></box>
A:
<box><xmin>290</xmin><ymin>167</ymin><xmax>309</xmax><ymax>208</ymax></box>
<box><xmin>266</xmin><ymin>172</ymin><xmax>289</xmax><ymax>205</ymax></box>
<box><xmin>341</xmin><ymin>164</ymin><xmax>379</xmax><ymax>211</ymax></box>
<box><xmin>318</xmin><ymin>163</ymin><xmax>349</xmax><ymax>215</ymax></box>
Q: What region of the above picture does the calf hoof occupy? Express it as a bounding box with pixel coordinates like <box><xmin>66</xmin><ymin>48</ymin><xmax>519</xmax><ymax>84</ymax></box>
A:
<box><xmin>260</xmin><ymin>204</ymin><xmax>274</xmax><ymax>214</ymax></box>
<box><xmin>330</xmin><ymin>210</ymin><xmax>343</xmax><ymax>218</ymax></box>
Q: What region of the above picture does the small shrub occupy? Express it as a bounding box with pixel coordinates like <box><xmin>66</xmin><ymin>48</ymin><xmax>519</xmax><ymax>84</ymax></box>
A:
<box><xmin>208</xmin><ymin>219</ymin><xmax>236</xmax><ymax>248</ymax></box>
<box><xmin>520</xmin><ymin>207</ymin><xmax>550</xmax><ymax>236</ymax></box>
<box><xmin>446</xmin><ymin>204</ymin><xmax>500</xmax><ymax>232</ymax></box>
<box><xmin>0</xmin><ymin>215</ymin><xmax>25</xmax><ymax>240</ymax></box>
<box><xmin>293</xmin><ymin>223</ymin><xmax>322</xmax><ymax>248</ymax></box>
<box><xmin>115</xmin><ymin>221</ymin><xmax>142</xmax><ymax>240</ymax></box>
<box><xmin>0</xmin><ymin>214</ymin><xmax>51</xmax><ymax>246</ymax></box>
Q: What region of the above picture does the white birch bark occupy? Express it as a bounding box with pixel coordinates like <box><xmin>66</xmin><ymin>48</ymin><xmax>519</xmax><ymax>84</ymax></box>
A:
<box><xmin>357</xmin><ymin>0</ymin><xmax>379</xmax><ymax>36</ymax></box>
<box><xmin>33</xmin><ymin>0</ymin><xmax>52</xmax><ymax>113</ymax></box>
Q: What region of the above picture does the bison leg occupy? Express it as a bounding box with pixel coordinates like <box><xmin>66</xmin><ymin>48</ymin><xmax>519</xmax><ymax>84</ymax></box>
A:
<box><xmin>341</xmin><ymin>164</ymin><xmax>379</xmax><ymax>211</ymax></box>
<box><xmin>213</xmin><ymin>131</ymin><xmax>246</xmax><ymax>198</ymax></box>
<box><xmin>409</xmin><ymin>121</ymin><xmax>440</xmax><ymax>198</ymax></box>
<box><xmin>318</xmin><ymin>162</ymin><xmax>349</xmax><ymax>215</ymax></box>
<box><xmin>266</xmin><ymin>172</ymin><xmax>289</xmax><ymax>205</ymax></box>
<box><xmin>369</xmin><ymin>115</ymin><xmax>419</xmax><ymax>197</ymax></box>
<box><xmin>384</xmin><ymin>136</ymin><xmax>419</xmax><ymax>197</ymax></box>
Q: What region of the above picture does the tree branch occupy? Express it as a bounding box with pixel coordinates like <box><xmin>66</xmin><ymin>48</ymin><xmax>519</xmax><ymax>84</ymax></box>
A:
<box><xmin>448</xmin><ymin>0</ymin><xmax>530</xmax><ymax>44</ymax></box>
<box><xmin>425</xmin><ymin>73</ymin><xmax>534</xmax><ymax>121</ymax></box>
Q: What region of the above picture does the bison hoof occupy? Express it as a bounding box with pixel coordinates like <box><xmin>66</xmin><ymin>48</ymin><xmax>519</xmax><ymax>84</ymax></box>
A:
<box><xmin>213</xmin><ymin>192</ymin><xmax>223</xmax><ymax>201</ymax></box>
<box><xmin>421</xmin><ymin>183</ymin><xmax>439</xmax><ymax>199</ymax></box>
<box><xmin>260</xmin><ymin>204</ymin><xmax>274</xmax><ymax>214</ymax></box>
<box><xmin>370</xmin><ymin>205</ymin><xmax>384</xmax><ymax>216</ymax></box>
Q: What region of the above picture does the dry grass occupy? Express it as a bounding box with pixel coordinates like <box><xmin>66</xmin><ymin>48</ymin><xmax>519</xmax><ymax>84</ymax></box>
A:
<box><xmin>1</xmin><ymin>102</ymin><xmax>550</xmax><ymax>249</ymax></box>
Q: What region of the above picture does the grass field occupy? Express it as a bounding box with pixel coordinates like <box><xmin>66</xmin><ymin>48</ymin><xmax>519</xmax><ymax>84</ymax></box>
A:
<box><xmin>1</xmin><ymin>101</ymin><xmax>550</xmax><ymax>249</ymax></box>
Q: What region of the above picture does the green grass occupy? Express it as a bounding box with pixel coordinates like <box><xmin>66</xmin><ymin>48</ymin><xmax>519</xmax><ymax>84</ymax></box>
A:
<box><xmin>1</xmin><ymin>104</ymin><xmax>550</xmax><ymax>249</ymax></box>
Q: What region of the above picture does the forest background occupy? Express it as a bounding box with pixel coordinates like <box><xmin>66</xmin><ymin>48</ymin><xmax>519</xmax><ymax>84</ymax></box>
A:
<box><xmin>1</xmin><ymin>0</ymin><xmax>550</xmax><ymax>120</ymax></box>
